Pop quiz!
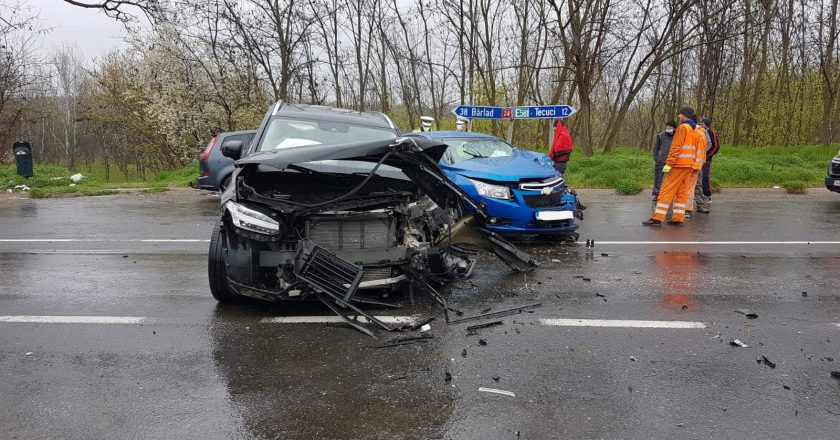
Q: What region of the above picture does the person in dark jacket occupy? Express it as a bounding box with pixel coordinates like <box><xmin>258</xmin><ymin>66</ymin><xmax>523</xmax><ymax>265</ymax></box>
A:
<box><xmin>652</xmin><ymin>121</ymin><xmax>677</xmax><ymax>200</ymax></box>
<box><xmin>699</xmin><ymin>118</ymin><xmax>719</xmax><ymax>197</ymax></box>
<box><xmin>549</xmin><ymin>118</ymin><xmax>574</xmax><ymax>175</ymax></box>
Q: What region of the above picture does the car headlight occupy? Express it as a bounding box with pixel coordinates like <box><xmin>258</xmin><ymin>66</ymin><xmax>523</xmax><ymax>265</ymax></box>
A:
<box><xmin>468</xmin><ymin>178</ymin><xmax>511</xmax><ymax>200</ymax></box>
<box><xmin>225</xmin><ymin>201</ymin><xmax>280</xmax><ymax>234</ymax></box>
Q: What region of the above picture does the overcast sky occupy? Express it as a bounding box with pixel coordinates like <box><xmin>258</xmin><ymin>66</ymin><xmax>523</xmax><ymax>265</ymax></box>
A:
<box><xmin>32</xmin><ymin>0</ymin><xmax>130</xmax><ymax>61</ymax></box>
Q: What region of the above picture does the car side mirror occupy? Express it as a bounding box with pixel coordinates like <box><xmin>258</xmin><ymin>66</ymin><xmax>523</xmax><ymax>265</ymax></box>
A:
<box><xmin>221</xmin><ymin>140</ymin><xmax>243</xmax><ymax>159</ymax></box>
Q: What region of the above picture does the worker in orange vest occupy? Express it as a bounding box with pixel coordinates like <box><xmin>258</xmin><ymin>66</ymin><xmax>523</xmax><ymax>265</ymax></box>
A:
<box><xmin>685</xmin><ymin>121</ymin><xmax>709</xmax><ymax>216</ymax></box>
<box><xmin>643</xmin><ymin>107</ymin><xmax>699</xmax><ymax>227</ymax></box>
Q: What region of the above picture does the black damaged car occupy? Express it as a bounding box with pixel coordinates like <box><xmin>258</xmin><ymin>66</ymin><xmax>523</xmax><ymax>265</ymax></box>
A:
<box><xmin>207</xmin><ymin>102</ymin><xmax>536</xmax><ymax>333</ymax></box>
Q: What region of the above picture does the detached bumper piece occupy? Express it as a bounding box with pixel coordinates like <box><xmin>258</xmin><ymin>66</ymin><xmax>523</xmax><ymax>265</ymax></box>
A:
<box><xmin>295</xmin><ymin>241</ymin><xmax>363</xmax><ymax>302</ymax></box>
<box><xmin>294</xmin><ymin>240</ymin><xmax>396</xmax><ymax>337</ymax></box>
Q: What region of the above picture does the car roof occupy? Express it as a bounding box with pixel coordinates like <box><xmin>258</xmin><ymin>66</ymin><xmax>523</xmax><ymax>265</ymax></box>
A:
<box><xmin>275</xmin><ymin>103</ymin><xmax>397</xmax><ymax>131</ymax></box>
<box><xmin>406</xmin><ymin>131</ymin><xmax>500</xmax><ymax>140</ymax></box>
<box><xmin>218</xmin><ymin>130</ymin><xmax>256</xmax><ymax>137</ymax></box>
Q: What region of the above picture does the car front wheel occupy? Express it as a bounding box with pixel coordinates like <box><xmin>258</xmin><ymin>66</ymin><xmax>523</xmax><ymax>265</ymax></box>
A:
<box><xmin>208</xmin><ymin>220</ymin><xmax>240</xmax><ymax>303</ymax></box>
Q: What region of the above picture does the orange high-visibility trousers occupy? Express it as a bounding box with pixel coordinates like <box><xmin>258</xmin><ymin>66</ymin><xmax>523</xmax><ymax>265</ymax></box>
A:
<box><xmin>686</xmin><ymin>170</ymin><xmax>700</xmax><ymax>212</ymax></box>
<box><xmin>652</xmin><ymin>167</ymin><xmax>694</xmax><ymax>222</ymax></box>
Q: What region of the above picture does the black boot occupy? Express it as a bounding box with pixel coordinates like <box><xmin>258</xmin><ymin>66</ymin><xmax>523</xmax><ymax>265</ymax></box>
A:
<box><xmin>642</xmin><ymin>218</ymin><xmax>662</xmax><ymax>227</ymax></box>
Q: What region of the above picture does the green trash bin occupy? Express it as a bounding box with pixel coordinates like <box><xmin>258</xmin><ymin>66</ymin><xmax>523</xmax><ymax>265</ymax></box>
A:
<box><xmin>13</xmin><ymin>141</ymin><xmax>33</xmax><ymax>178</ymax></box>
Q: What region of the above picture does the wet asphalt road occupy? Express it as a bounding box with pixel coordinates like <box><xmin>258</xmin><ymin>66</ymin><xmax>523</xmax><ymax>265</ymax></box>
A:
<box><xmin>1</xmin><ymin>189</ymin><xmax>839</xmax><ymax>439</ymax></box>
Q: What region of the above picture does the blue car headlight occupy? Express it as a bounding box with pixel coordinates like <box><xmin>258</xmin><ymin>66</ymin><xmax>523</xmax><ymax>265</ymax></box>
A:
<box><xmin>225</xmin><ymin>201</ymin><xmax>280</xmax><ymax>235</ymax></box>
<box><xmin>468</xmin><ymin>178</ymin><xmax>512</xmax><ymax>200</ymax></box>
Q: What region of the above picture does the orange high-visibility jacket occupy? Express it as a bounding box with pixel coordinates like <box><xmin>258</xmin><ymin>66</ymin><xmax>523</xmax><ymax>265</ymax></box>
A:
<box><xmin>666</xmin><ymin>122</ymin><xmax>698</xmax><ymax>168</ymax></box>
<box><xmin>692</xmin><ymin>127</ymin><xmax>708</xmax><ymax>170</ymax></box>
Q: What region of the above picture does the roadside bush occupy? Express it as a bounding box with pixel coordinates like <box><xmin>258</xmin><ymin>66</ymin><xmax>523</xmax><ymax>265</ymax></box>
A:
<box><xmin>613</xmin><ymin>179</ymin><xmax>644</xmax><ymax>195</ymax></box>
<box><xmin>783</xmin><ymin>181</ymin><xmax>806</xmax><ymax>194</ymax></box>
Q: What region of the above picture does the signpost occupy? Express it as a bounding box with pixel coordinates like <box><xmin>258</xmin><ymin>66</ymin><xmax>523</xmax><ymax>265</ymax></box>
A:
<box><xmin>451</xmin><ymin>104</ymin><xmax>576</xmax><ymax>142</ymax></box>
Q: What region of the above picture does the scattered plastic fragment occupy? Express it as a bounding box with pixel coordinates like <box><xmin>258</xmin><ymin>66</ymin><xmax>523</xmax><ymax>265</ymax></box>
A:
<box><xmin>801</xmin><ymin>292</ymin><xmax>808</xmax><ymax>297</ymax></box>
<box><xmin>70</xmin><ymin>173</ymin><xmax>84</xmax><ymax>182</ymax></box>
<box><xmin>449</xmin><ymin>303</ymin><xmax>542</xmax><ymax>325</ymax></box>
<box><xmin>757</xmin><ymin>356</ymin><xmax>776</xmax><ymax>368</ymax></box>
<box><xmin>478</xmin><ymin>339</ymin><xmax>487</xmax><ymax>346</ymax></box>
<box><xmin>461</xmin><ymin>349</ymin><xmax>467</xmax><ymax>358</ymax></box>
<box><xmin>730</xmin><ymin>339</ymin><xmax>749</xmax><ymax>348</ymax></box>
<box><xmin>831</xmin><ymin>371</ymin><xmax>840</xmax><ymax>381</ymax></box>
<box><xmin>69</xmin><ymin>183</ymin><xmax>76</xmax><ymax>188</ymax></box>
<box><xmin>24</xmin><ymin>352</ymin><xmax>33</xmax><ymax>356</ymax></box>
<box><xmin>582</xmin><ymin>277</ymin><xmax>592</xmax><ymax>282</ymax></box>
<box><xmin>466</xmin><ymin>321</ymin><xmax>503</xmax><ymax>333</ymax></box>
<box><xmin>783</xmin><ymin>385</ymin><xmax>791</xmax><ymax>390</ymax></box>
<box><xmin>445</xmin><ymin>371</ymin><xmax>452</xmax><ymax>382</ymax></box>
<box><xmin>371</xmin><ymin>335</ymin><xmax>433</xmax><ymax>349</ymax></box>
<box><xmin>478</xmin><ymin>387</ymin><xmax>515</xmax><ymax>397</ymax></box>
<box><xmin>630</xmin><ymin>356</ymin><xmax>637</xmax><ymax>362</ymax></box>
<box><xmin>419</xmin><ymin>324</ymin><xmax>432</xmax><ymax>333</ymax></box>
<box><xmin>409</xmin><ymin>317</ymin><xmax>435</xmax><ymax>331</ymax></box>
<box><xmin>735</xmin><ymin>309</ymin><xmax>758</xmax><ymax>319</ymax></box>
<box><xmin>492</xmin><ymin>375</ymin><xmax>500</xmax><ymax>382</ymax></box>
<box><xmin>600</xmin><ymin>253</ymin><xmax>609</xmax><ymax>257</ymax></box>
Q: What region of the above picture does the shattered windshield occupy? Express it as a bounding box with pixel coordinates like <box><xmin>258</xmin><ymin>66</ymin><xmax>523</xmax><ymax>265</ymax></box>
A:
<box><xmin>442</xmin><ymin>138</ymin><xmax>514</xmax><ymax>165</ymax></box>
<box><xmin>257</xmin><ymin>117</ymin><xmax>398</xmax><ymax>151</ymax></box>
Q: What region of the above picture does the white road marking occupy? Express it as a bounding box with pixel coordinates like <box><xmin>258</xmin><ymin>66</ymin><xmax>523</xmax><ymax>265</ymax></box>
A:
<box><xmin>0</xmin><ymin>315</ymin><xmax>150</xmax><ymax>324</ymax></box>
<box><xmin>0</xmin><ymin>239</ymin><xmax>209</xmax><ymax>243</ymax></box>
<box><xmin>260</xmin><ymin>316</ymin><xmax>417</xmax><ymax>325</ymax></box>
<box><xmin>597</xmin><ymin>241</ymin><xmax>840</xmax><ymax>245</ymax></box>
<box><xmin>539</xmin><ymin>318</ymin><xmax>706</xmax><ymax>329</ymax></box>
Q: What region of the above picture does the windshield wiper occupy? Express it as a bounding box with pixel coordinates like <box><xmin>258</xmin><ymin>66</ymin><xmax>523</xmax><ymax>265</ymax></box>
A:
<box><xmin>462</xmin><ymin>147</ymin><xmax>486</xmax><ymax>159</ymax></box>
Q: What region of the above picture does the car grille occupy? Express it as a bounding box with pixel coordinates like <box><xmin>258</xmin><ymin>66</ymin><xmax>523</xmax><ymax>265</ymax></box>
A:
<box><xmin>307</xmin><ymin>215</ymin><xmax>394</xmax><ymax>250</ymax></box>
<box><xmin>831</xmin><ymin>161</ymin><xmax>840</xmax><ymax>176</ymax></box>
<box><xmin>522</xmin><ymin>192</ymin><xmax>563</xmax><ymax>208</ymax></box>
<box><xmin>296</xmin><ymin>244</ymin><xmax>363</xmax><ymax>301</ymax></box>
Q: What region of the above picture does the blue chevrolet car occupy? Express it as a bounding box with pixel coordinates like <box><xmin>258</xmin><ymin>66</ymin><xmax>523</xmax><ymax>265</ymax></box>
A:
<box><xmin>406</xmin><ymin>131</ymin><xmax>580</xmax><ymax>237</ymax></box>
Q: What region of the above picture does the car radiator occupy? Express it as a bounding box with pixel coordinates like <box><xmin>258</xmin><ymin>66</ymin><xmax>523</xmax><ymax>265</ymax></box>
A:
<box><xmin>306</xmin><ymin>214</ymin><xmax>395</xmax><ymax>250</ymax></box>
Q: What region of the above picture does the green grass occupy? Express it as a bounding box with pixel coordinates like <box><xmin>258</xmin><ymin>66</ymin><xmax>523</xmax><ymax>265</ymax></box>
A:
<box><xmin>0</xmin><ymin>162</ymin><xmax>197</xmax><ymax>198</ymax></box>
<box><xmin>555</xmin><ymin>144</ymin><xmax>837</xmax><ymax>194</ymax></box>
<box><xmin>783</xmin><ymin>181</ymin><xmax>806</xmax><ymax>194</ymax></box>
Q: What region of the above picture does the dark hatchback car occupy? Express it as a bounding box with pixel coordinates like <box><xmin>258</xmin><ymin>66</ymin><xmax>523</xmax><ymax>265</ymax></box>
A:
<box><xmin>826</xmin><ymin>150</ymin><xmax>840</xmax><ymax>193</ymax></box>
<box><xmin>208</xmin><ymin>102</ymin><xmax>535</xmax><ymax>334</ymax></box>
<box><xmin>198</xmin><ymin>130</ymin><xmax>256</xmax><ymax>191</ymax></box>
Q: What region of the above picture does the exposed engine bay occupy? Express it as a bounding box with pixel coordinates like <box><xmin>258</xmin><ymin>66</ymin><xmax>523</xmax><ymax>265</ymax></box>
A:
<box><xmin>213</xmin><ymin>137</ymin><xmax>536</xmax><ymax>336</ymax></box>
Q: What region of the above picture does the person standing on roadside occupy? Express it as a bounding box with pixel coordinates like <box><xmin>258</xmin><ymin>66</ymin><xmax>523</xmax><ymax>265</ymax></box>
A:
<box><xmin>700</xmin><ymin>118</ymin><xmax>719</xmax><ymax>199</ymax></box>
<box><xmin>549</xmin><ymin>118</ymin><xmax>574</xmax><ymax>175</ymax></box>
<box><xmin>686</xmin><ymin>121</ymin><xmax>709</xmax><ymax>215</ymax></box>
<box><xmin>652</xmin><ymin>121</ymin><xmax>678</xmax><ymax>200</ymax></box>
<box><xmin>643</xmin><ymin>107</ymin><xmax>699</xmax><ymax>227</ymax></box>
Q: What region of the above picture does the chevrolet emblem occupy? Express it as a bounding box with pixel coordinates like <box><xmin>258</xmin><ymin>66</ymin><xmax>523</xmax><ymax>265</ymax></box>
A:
<box><xmin>541</xmin><ymin>187</ymin><xmax>553</xmax><ymax>195</ymax></box>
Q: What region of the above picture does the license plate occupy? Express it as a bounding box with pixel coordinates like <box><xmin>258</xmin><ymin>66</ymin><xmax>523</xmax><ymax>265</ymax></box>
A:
<box><xmin>536</xmin><ymin>210</ymin><xmax>574</xmax><ymax>221</ymax></box>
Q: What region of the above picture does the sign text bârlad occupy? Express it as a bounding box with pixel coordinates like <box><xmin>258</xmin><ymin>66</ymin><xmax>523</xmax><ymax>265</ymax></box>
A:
<box><xmin>452</xmin><ymin>105</ymin><xmax>575</xmax><ymax>120</ymax></box>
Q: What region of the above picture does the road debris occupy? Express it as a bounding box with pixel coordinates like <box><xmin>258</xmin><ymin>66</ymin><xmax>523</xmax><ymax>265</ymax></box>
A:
<box><xmin>801</xmin><ymin>291</ymin><xmax>808</xmax><ymax>297</ymax></box>
<box><xmin>419</xmin><ymin>324</ymin><xmax>432</xmax><ymax>333</ymax></box>
<box><xmin>461</xmin><ymin>349</ymin><xmax>467</xmax><ymax>358</ymax></box>
<box><xmin>630</xmin><ymin>356</ymin><xmax>637</xmax><ymax>361</ymax></box>
<box><xmin>783</xmin><ymin>385</ymin><xmax>791</xmax><ymax>390</ymax></box>
<box><xmin>445</xmin><ymin>371</ymin><xmax>452</xmax><ymax>382</ymax></box>
<box><xmin>831</xmin><ymin>371</ymin><xmax>840</xmax><ymax>381</ymax></box>
<box><xmin>492</xmin><ymin>375</ymin><xmax>500</xmax><ymax>382</ymax></box>
<box><xmin>70</xmin><ymin>173</ymin><xmax>84</xmax><ymax>183</ymax></box>
<box><xmin>24</xmin><ymin>352</ymin><xmax>33</xmax><ymax>356</ymax></box>
<box><xmin>371</xmin><ymin>335</ymin><xmax>433</xmax><ymax>349</ymax></box>
<box><xmin>466</xmin><ymin>321</ymin><xmax>503</xmax><ymax>333</ymax></box>
<box><xmin>600</xmin><ymin>253</ymin><xmax>609</xmax><ymax>257</ymax></box>
<box><xmin>735</xmin><ymin>309</ymin><xmax>758</xmax><ymax>319</ymax></box>
<box><xmin>730</xmin><ymin>339</ymin><xmax>749</xmax><ymax>348</ymax></box>
<box><xmin>478</xmin><ymin>339</ymin><xmax>487</xmax><ymax>346</ymax></box>
<box><xmin>409</xmin><ymin>317</ymin><xmax>435</xmax><ymax>331</ymax></box>
<box><xmin>478</xmin><ymin>387</ymin><xmax>515</xmax><ymax>397</ymax></box>
<box><xmin>449</xmin><ymin>303</ymin><xmax>542</xmax><ymax>325</ymax></box>
<box><xmin>582</xmin><ymin>277</ymin><xmax>592</xmax><ymax>282</ymax></box>
<box><xmin>757</xmin><ymin>356</ymin><xmax>776</xmax><ymax>368</ymax></box>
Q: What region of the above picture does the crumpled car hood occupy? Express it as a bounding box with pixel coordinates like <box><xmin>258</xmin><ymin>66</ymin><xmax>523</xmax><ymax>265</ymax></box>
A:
<box><xmin>235</xmin><ymin>137</ymin><xmax>488</xmax><ymax>220</ymax></box>
<box><xmin>442</xmin><ymin>149</ymin><xmax>558</xmax><ymax>182</ymax></box>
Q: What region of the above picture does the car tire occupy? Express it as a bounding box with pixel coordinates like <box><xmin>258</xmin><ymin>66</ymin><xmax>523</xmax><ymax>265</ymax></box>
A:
<box><xmin>208</xmin><ymin>220</ymin><xmax>240</xmax><ymax>303</ymax></box>
<box><xmin>218</xmin><ymin>174</ymin><xmax>231</xmax><ymax>192</ymax></box>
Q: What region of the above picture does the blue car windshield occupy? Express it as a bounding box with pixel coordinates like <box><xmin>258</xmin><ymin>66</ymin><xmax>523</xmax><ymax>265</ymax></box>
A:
<box><xmin>257</xmin><ymin>117</ymin><xmax>398</xmax><ymax>151</ymax></box>
<box><xmin>442</xmin><ymin>138</ymin><xmax>514</xmax><ymax>165</ymax></box>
